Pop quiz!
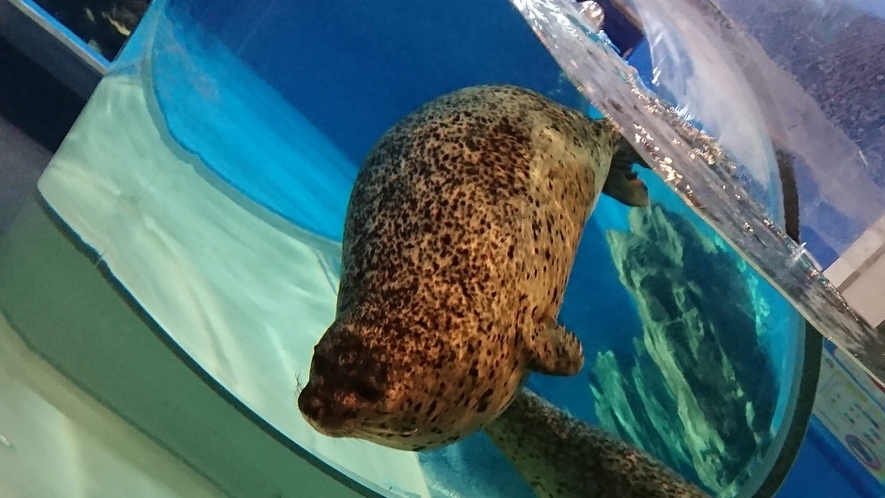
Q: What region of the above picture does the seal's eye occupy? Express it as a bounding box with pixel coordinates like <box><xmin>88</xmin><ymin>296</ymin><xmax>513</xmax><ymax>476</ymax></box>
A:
<box><xmin>351</xmin><ymin>379</ymin><xmax>383</xmax><ymax>402</ymax></box>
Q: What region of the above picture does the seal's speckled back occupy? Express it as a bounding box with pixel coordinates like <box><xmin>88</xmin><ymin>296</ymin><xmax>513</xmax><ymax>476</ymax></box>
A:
<box><xmin>298</xmin><ymin>85</ymin><xmax>649</xmax><ymax>450</ymax></box>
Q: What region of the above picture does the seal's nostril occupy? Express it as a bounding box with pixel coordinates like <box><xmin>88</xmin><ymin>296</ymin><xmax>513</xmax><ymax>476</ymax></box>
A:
<box><xmin>297</xmin><ymin>386</ymin><xmax>325</xmax><ymax>421</ymax></box>
<box><xmin>308</xmin><ymin>398</ymin><xmax>325</xmax><ymax>420</ymax></box>
<box><xmin>297</xmin><ymin>388</ymin><xmax>352</xmax><ymax>432</ymax></box>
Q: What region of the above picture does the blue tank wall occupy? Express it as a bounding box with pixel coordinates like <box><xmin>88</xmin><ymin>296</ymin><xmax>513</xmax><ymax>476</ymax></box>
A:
<box><xmin>165</xmin><ymin>0</ymin><xmax>581</xmax><ymax>166</ymax></box>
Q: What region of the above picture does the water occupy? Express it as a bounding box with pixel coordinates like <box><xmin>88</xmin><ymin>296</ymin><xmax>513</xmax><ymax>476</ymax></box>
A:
<box><xmin>29</xmin><ymin>0</ymin><xmax>833</xmax><ymax>496</ymax></box>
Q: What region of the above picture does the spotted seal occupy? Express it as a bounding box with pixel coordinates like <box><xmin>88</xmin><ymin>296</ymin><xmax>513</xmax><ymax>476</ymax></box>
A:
<box><xmin>297</xmin><ymin>84</ymin><xmax>650</xmax><ymax>450</ymax></box>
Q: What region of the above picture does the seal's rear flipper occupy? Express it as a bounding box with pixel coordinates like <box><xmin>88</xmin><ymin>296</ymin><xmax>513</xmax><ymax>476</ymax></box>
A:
<box><xmin>525</xmin><ymin>319</ymin><xmax>584</xmax><ymax>376</ymax></box>
<box><xmin>603</xmin><ymin>136</ymin><xmax>651</xmax><ymax>207</ymax></box>
<box><xmin>484</xmin><ymin>389</ymin><xmax>713</xmax><ymax>498</ymax></box>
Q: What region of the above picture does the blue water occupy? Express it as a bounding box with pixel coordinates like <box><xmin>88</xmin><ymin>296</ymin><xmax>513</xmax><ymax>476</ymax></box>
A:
<box><xmin>112</xmin><ymin>1</ymin><xmax>805</xmax><ymax>496</ymax></box>
<box><xmin>146</xmin><ymin>0</ymin><xmax>592</xmax><ymax>243</ymax></box>
<box><xmin>147</xmin><ymin>16</ymin><xmax>356</xmax><ymax>243</ymax></box>
<box><xmin>168</xmin><ymin>0</ymin><xmax>583</xmax><ymax>167</ymax></box>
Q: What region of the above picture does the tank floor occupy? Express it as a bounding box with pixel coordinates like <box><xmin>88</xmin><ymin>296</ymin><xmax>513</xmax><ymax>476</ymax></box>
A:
<box><xmin>0</xmin><ymin>114</ymin><xmax>226</xmax><ymax>497</ymax></box>
<box><xmin>0</xmin><ymin>309</ymin><xmax>225</xmax><ymax>497</ymax></box>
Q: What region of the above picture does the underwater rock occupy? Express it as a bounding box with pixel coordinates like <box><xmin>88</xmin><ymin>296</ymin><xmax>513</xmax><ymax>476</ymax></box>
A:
<box><xmin>590</xmin><ymin>204</ymin><xmax>777</xmax><ymax>493</ymax></box>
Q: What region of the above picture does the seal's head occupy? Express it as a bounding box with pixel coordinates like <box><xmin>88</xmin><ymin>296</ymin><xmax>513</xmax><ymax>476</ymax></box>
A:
<box><xmin>298</xmin><ymin>320</ymin><xmax>443</xmax><ymax>449</ymax></box>
<box><xmin>298</xmin><ymin>316</ymin><xmax>517</xmax><ymax>451</ymax></box>
<box><xmin>297</xmin><ymin>321</ymin><xmax>392</xmax><ymax>438</ymax></box>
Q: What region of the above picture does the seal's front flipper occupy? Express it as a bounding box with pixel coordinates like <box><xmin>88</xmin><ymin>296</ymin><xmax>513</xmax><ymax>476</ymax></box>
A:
<box><xmin>525</xmin><ymin>319</ymin><xmax>584</xmax><ymax>376</ymax></box>
<box><xmin>603</xmin><ymin>136</ymin><xmax>651</xmax><ymax>207</ymax></box>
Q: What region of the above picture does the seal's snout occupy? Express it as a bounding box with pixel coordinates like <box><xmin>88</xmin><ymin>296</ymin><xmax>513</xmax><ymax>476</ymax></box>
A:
<box><xmin>297</xmin><ymin>382</ymin><xmax>349</xmax><ymax>433</ymax></box>
<box><xmin>297</xmin><ymin>384</ymin><xmax>324</xmax><ymax>420</ymax></box>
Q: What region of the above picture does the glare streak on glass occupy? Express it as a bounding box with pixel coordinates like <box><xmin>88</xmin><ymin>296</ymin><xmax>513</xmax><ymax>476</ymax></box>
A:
<box><xmin>509</xmin><ymin>0</ymin><xmax>885</xmax><ymax>382</ymax></box>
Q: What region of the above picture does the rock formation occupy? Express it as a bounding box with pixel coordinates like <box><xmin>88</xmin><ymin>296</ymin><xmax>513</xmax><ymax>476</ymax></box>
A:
<box><xmin>591</xmin><ymin>204</ymin><xmax>778</xmax><ymax>493</ymax></box>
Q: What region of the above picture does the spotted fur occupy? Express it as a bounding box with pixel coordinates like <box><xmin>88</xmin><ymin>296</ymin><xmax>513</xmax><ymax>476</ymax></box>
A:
<box><xmin>486</xmin><ymin>388</ymin><xmax>711</xmax><ymax>498</ymax></box>
<box><xmin>298</xmin><ymin>85</ymin><xmax>649</xmax><ymax>451</ymax></box>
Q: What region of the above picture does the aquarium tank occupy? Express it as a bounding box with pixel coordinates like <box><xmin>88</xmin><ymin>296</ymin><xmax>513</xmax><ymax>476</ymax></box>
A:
<box><xmin>1</xmin><ymin>0</ymin><xmax>884</xmax><ymax>496</ymax></box>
